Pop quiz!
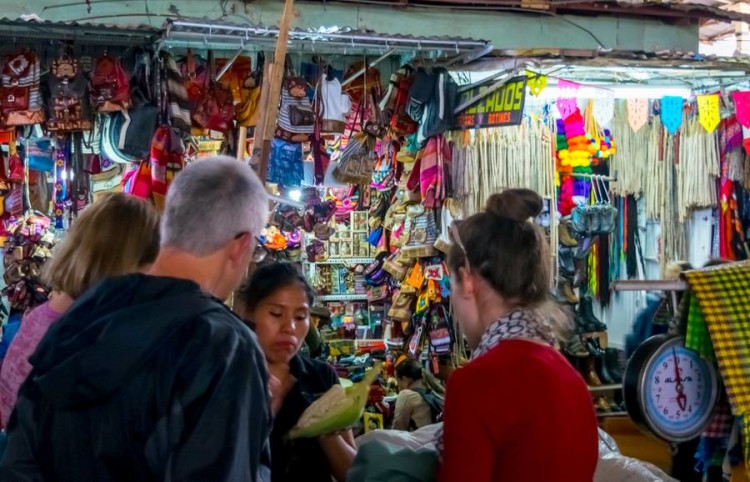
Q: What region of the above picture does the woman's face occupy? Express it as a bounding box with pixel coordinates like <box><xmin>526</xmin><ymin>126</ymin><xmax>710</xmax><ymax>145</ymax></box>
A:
<box><xmin>250</xmin><ymin>284</ymin><xmax>311</xmax><ymax>365</ymax></box>
<box><xmin>451</xmin><ymin>272</ymin><xmax>483</xmax><ymax>350</ymax></box>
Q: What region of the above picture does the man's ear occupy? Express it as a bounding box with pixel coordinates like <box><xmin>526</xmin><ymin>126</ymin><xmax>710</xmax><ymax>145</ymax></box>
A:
<box><xmin>228</xmin><ymin>232</ymin><xmax>254</xmax><ymax>267</ymax></box>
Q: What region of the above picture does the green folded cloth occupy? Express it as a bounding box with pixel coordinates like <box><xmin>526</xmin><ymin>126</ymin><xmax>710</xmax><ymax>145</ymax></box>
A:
<box><xmin>347</xmin><ymin>440</ymin><xmax>438</xmax><ymax>482</ymax></box>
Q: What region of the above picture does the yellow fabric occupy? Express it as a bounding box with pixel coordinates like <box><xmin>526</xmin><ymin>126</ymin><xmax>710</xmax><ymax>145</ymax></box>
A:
<box><xmin>698</xmin><ymin>94</ymin><xmax>721</xmax><ymax>133</ymax></box>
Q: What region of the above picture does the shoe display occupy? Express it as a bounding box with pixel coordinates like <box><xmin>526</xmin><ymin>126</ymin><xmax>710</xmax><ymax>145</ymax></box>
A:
<box><xmin>596</xmin><ymin>355</ymin><xmax>615</xmax><ymax>385</ymax></box>
<box><xmin>578</xmin><ymin>296</ymin><xmax>607</xmax><ymax>332</ymax></box>
<box><xmin>596</xmin><ymin>396</ymin><xmax>611</xmax><ymax>413</ymax></box>
<box><xmin>584</xmin><ymin>357</ymin><xmax>602</xmax><ymax>387</ymax></box>
<box><xmin>604</xmin><ymin>348</ymin><xmax>625</xmax><ymax>382</ymax></box>
<box><xmin>559</xmin><ymin>246</ymin><xmax>576</xmax><ymax>277</ymax></box>
<box><xmin>559</xmin><ymin>221</ymin><xmax>578</xmax><ymax>247</ymax></box>
<box><xmin>558</xmin><ymin>279</ymin><xmax>579</xmax><ymax>304</ymax></box>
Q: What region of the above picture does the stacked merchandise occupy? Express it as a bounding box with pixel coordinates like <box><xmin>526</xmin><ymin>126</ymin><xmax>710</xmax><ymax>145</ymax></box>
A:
<box><xmin>0</xmin><ymin>213</ymin><xmax>54</xmax><ymax>364</ymax></box>
<box><xmin>260</xmin><ymin>60</ymin><xmax>459</xmax><ymax>428</ymax></box>
<box><xmin>555</xmin><ymin>98</ymin><xmax>624</xmax><ymax>415</ymax></box>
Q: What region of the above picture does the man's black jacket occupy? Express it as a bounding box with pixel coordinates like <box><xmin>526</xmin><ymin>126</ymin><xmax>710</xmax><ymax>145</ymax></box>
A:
<box><xmin>0</xmin><ymin>274</ymin><xmax>272</xmax><ymax>482</ymax></box>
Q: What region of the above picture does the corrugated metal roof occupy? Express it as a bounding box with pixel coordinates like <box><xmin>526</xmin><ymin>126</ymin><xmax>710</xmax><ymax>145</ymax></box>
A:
<box><xmin>0</xmin><ymin>16</ymin><xmax>160</xmax><ymax>46</ymax></box>
<box><xmin>161</xmin><ymin>18</ymin><xmax>491</xmax><ymax>57</ymax></box>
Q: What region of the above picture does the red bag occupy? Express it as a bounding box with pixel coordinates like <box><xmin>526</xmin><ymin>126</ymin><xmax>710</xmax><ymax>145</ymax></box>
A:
<box><xmin>8</xmin><ymin>154</ymin><xmax>23</xmax><ymax>183</ymax></box>
<box><xmin>0</xmin><ymin>87</ymin><xmax>29</xmax><ymax>112</ymax></box>
<box><xmin>193</xmin><ymin>83</ymin><xmax>235</xmax><ymax>132</ymax></box>
<box><xmin>91</xmin><ymin>54</ymin><xmax>131</xmax><ymax>112</ymax></box>
<box><xmin>391</xmin><ymin>72</ymin><xmax>418</xmax><ymax>136</ymax></box>
<box><xmin>180</xmin><ymin>49</ymin><xmax>208</xmax><ymax>107</ymax></box>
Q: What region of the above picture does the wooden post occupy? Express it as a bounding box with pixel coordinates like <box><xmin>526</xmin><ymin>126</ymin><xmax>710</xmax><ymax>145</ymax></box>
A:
<box><xmin>251</xmin><ymin>0</ymin><xmax>295</xmax><ymax>185</ymax></box>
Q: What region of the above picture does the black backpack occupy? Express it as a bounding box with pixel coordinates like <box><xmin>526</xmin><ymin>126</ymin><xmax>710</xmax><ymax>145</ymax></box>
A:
<box><xmin>413</xmin><ymin>388</ymin><xmax>444</xmax><ymax>424</ymax></box>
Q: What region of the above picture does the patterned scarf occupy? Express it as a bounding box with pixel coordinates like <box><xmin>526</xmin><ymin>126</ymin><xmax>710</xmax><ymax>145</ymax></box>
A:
<box><xmin>435</xmin><ymin>308</ymin><xmax>556</xmax><ymax>456</ymax></box>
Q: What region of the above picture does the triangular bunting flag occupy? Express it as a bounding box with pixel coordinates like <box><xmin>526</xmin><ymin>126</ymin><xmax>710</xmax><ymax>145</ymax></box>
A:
<box><xmin>557</xmin><ymin>79</ymin><xmax>580</xmax><ymax>120</ymax></box>
<box><xmin>661</xmin><ymin>96</ymin><xmax>684</xmax><ymax>135</ymax></box>
<box><xmin>526</xmin><ymin>71</ymin><xmax>547</xmax><ymax>97</ymax></box>
<box><xmin>627</xmin><ymin>98</ymin><xmax>649</xmax><ymax>132</ymax></box>
<box><xmin>697</xmin><ymin>94</ymin><xmax>720</xmax><ymax>133</ymax></box>
<box><xmin>733</xmin><ymin>91</ymin><xmax>750</xmax><ymax>128</ymax></box>
<box><xmin>593</xmin><ymin>95</ymin><xmax>615</xmax><ymax>128</ymax></box>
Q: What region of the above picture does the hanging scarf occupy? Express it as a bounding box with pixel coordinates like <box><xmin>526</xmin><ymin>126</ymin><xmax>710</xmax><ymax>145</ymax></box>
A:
<box><xmin>435</xmin><ymin>308</ymin><xmax>556</xmax><ymax>456</ymax></box>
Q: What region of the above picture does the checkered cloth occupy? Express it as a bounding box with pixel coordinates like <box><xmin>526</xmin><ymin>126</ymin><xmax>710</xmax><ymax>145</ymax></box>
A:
<box><xmin>685</xmin><ymin>261</ymin><xmax>750</xmax><ymax>469</ymax></box>
<box><xmin>703</xmin><ymin>393</ymin><xmax>734</xmax><ymax>439</ymax></box>
<box><xmin>686</xmin><ymin>293</ymin><xmax>716</xmax><ymax>361</ymax></box>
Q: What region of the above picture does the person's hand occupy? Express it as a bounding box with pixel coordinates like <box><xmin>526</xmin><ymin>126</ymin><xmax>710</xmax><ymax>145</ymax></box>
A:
<box><xmin>268</xmin><ymin>365</ymin><xmax>295</xmax><ymax>416</ymax></box>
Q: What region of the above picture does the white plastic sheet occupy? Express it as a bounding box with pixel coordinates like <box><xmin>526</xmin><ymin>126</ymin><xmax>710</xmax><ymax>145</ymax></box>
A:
<box><xmin>354</xmin><ymin>425</ymin><xmax>677</xmax><ymax>482</ymax></box>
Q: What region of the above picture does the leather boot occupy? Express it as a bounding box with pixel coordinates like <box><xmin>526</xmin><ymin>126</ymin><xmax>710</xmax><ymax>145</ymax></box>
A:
<box><xmin>605</xmin><ymin>348</ymin><xmax>624</xmax><ymax>383</ymax></box>
<box><xmin>559</xmin><ymin>222</ymin><xmax>578</xmax><ymax>247</ymax></box>
<box><xmin>558</xmin><ymin>279</ymin><xmax>579</xmax><ymax>304</ymax></box>
<box><xmin>584</xmin><ymin>356</ymin><xmax>602</xmax><ymax>387</ymax></box>
<box><xmin>596</xmin><ymin>396</ymin><xmax>612</xmax><ymax>413</ymax></box>
<box><xmin>578</xmin><ymin>296</ymin><xmax>607</xmax><ymax>332</ymax></box>
<box><xmin>596</xmin><ymin>355</ymin><xmax>615</xmax><ymax>385</ymax></box>
<box><xmin>559</xmin><ymin>246</ymin><xmax>575</xmax><ymax>278</ymax></box>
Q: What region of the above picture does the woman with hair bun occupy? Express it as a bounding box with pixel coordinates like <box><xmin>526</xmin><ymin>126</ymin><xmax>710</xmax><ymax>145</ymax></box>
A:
<box><xmin>438</xmin><ymin>189</ymin><xmax>599</xmax><ymax>482</ymax></box>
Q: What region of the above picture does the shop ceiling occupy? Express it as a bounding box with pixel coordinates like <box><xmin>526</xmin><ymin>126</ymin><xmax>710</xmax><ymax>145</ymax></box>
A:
<box><xmin>8</xmin><ymin>0</ymin><xmax>720</xmax><ymax>54</ymax></box>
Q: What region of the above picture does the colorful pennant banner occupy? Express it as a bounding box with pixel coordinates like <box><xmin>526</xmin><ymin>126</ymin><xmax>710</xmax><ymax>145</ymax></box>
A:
<box><xmin>697</xmin><ymin>94</ymin><xmax>720</xmax><ymax>133</ymax></box>
<box><xmin>733</xmin><ymin>91</ymin><xmax>750</xmax><ymax>128</ymax></box>
<box><xmin>661</xmin><ymin>96</ymin><xmax>684</xmax><ymax>135</ymax></box>
<box><xmin>627</xmin><ymin>98</ymin><xmax>649</xmax><ymax>133</ymax></box>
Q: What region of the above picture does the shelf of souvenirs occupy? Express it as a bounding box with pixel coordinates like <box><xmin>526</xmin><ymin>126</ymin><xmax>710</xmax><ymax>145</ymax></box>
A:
<box><xmin>306</xmin><ymin>258</ymin><xmax>376</xmax><ymax>266</ymax></box>
<box><xmin>588</xmin><ymin>383</ymin><xmax>623</xmax><ymax>393</ymax></box>
<box><xmin>318</xmin><ymin>294</ymin><xmax>370</xmax><ymax>302</ymax></box>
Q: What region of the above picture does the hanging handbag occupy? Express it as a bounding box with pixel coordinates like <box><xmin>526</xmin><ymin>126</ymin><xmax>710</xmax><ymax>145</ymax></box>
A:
<box><xmin>27</xmin><ymin>137</ymin><xmax>54</xmax><ymax>172</ymax></box>
<box><xmin>47</xmin><ymin>49</ymin><xmax>92</xmax><ymax>132</ymax></box>
<box><xmin>1</xmin><ymin>50</ymin><xmax>43</xmax><ymax>126</ymax></box>
<box><xmin>277</xmin><ymin>88</ymin><xmax>315</xmax><ymax>135</ymax></box>
<box><xmin>285</xmin><ymin>56</ymin><xmax>308</xmax><ymax>99</ymax></box>
<box><xmin>237</xmin><ymin>52</ymin><xmax>265</xmax><ymax>128</ymax></box>
<box><xmin>90</xmin><ymin>54</ymin><xmax>132</xmax><ymax>112</ymax></box>
<box><xmin>103</xmin><ymin>54</ymin><xmax>159</xmax><ymax>162</ymax></box>
<box><xmin>191</xmin><ymin>51</ymin><xmax>235</xmax><ymax>133</ymax></box>
<box><xmin>180</xmin><ymin>49</ymin><xmax>208</xmax><ymax>107</ymax></box>
<box><xmin>160</xmin><ymin>51</ymin><xmax>192</xmax><ymax>134</ymax></box>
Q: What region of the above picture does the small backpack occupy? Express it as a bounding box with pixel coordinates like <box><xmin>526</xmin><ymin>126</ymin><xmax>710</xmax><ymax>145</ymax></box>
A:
<box><xmin>90</xmin><ymin>54</ymin><xmax>131</xmax><ymax>112</ymax></box>
<box><xmin>412</xmin><ymin>387</ymin><xmax>444</xmax><ymax>424</ymax></box>
<box><xmin>47</xmin><ymin>49</ymin><xmax>92</xmax><ymax>132</ymax></box>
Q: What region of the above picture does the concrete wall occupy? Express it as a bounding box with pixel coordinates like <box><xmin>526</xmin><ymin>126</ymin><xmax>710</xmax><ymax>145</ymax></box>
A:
<box><xmin>12</xmin><ymin>0</ymin><xmax>699</xmax><ymax>53</ymax></box>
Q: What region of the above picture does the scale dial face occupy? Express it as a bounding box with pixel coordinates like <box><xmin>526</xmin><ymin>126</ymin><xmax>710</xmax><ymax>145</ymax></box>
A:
<box><xmin>638</xmin><ymin>337</ymin><xmax>718</xmax><ymax>441</ymax></box>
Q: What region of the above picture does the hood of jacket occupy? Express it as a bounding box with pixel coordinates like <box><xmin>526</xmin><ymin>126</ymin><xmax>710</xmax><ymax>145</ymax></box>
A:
<box><xmin>28</xmin><ymin>274</ymin><xmax>224</xmax><ymax>410</ymax></box>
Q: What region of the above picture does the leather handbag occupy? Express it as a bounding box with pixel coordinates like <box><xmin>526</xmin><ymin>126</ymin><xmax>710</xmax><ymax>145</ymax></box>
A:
<box><xmin>290</xmin><ymin>103</ymin><xmax>315</xmax><ymax>127</ymax></box>
<box><xmin>90</xmin><ymin>54</ymin><xmax>132</xmax><ymax>112</ymax></box>
<box><xmin>193</xmin><ymin>83</ymin><xmax>235</xmax><ymax>132</ymax></box>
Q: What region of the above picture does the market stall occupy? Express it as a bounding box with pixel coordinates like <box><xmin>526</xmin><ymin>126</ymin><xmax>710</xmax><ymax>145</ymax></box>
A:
<box><xmin>0</xmin><ymin>13</ymin><xmax>748</xmax><ymax>479</ymax></box>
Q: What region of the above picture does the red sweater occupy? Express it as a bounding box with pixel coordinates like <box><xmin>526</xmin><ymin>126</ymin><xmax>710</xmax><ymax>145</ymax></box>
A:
<box><xmin>439</xmin><ymin>340</ymin><xmax>599</xmax><ymax>482</ymax></box>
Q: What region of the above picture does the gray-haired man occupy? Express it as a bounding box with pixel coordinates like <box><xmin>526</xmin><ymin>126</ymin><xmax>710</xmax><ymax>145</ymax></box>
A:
<box><xmin>1</xmin><ymin>157</ymin><xmax>273</xmax><ymax>482</ymax></box>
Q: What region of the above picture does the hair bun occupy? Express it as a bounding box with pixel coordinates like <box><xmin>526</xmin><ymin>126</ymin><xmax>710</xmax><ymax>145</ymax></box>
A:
<box><xmin>485</xmin><ymin>189</ymin><xmax>543</xmax><ymax>222</ymax></box>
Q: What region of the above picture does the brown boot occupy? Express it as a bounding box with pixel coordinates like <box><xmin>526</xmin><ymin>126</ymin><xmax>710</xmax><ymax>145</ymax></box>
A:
<box><xmin>584</xmin><ymin>356</ymin><xmax>602</xmax><ymax>387</ymax></box>
<box><xmin>596</xmin><ymin>396</ymin><xmax>612</xmax><ymax>413</ymax></box>
<box><xmin>558</xmin><ymin>279</ymin><xmax>579</xmax><ymax>304</ymax></box>
<box><xmin>559</xmin><ymin>222</ymin><xmax>578</xmax><ymax>247</ymax></box>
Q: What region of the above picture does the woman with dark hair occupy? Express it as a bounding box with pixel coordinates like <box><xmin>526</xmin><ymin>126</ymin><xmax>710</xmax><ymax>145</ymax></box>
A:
<box><xmin>236</xmin><ymin>263</ymin><xmax>356</xmax><ymax>482</ymax></box>
<box><xmin>392</xmin><ymin>359</ymin><xmax>442</xmax><ymax>431</ymax></box>
<box><xmin>438</xmin><ymin>189</ymin><xmax>598</xmax><ymax>482</ymax></box>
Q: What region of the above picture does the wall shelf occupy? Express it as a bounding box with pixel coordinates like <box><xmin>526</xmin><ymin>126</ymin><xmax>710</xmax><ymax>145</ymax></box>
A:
<box><xmin>308</xmin><ymin>258</ymin><xmax>376</xmax><ymax>265</ymax></box>
<box><xmin>589</xmin><ymin>383</ymin><xmax>623</xmax><ymax>393</ymax></box>
<box><xmin>318</xmin><ymin>294</ymin><xmax>369</xmax><ymax>302</ymax></box>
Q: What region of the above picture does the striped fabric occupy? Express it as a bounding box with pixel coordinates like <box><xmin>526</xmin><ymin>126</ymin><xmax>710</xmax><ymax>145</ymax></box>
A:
<box><xmin>684</xmin><ymin>261</ymin><xmax>750</xmax><ymax>469</ymax></box>
<box><xmin>277</xmin><ymin>88</ymin><xmax>314</xmax><ymax>134</ymax></box>
<box><xmin>162</xmin><ymin>53</ymin><xmax>191</xmax><ymax>134</ymax></box>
